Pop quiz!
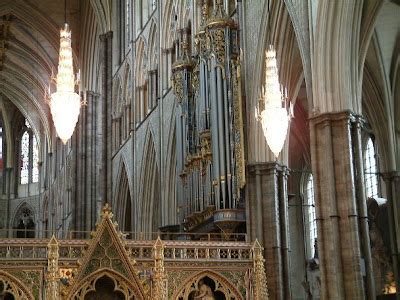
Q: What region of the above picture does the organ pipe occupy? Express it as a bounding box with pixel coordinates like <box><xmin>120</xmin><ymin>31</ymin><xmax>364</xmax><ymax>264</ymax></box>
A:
<box><xmin>172</xmin><ymin>0</ymin><xmax>245</xmax><ymax>233</ymax></box>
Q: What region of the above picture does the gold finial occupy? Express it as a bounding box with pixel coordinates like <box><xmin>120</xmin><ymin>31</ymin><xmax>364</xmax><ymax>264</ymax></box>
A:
<box><xmin>48</xmin><ymin>234</ymin><xmax>59</xmax><ymax>246</ymax></box>
<box><xmin>101</xmin><ymin>203</ymin><xmax>113</xmax><ymax>219</ymax></box>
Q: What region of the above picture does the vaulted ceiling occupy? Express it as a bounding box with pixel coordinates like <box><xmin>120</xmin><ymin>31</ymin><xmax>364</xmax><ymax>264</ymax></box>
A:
<box><xmin>0</xmin><ymin>0</ymin><xmax>80</xmax><ymax>145</ymax></box>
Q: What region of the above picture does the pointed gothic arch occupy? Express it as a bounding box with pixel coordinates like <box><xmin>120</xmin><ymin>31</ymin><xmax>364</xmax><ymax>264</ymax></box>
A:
<box><xmin>0</xmin><ymin>270</ymin><xmax>34</xmax><ymax>300</ymax></box>
<box><xmin>138</xmin><ymin>131</ymin><xmax>160</xmax><ymax>236</ymax></box>
<box><xmin>114</xmin><ymin>161</ymin><xmax>133</xmax><ymax>235</ymax></box>
<box><xmin>172</xmin><ymin>270</ymin><xmax>244</xmax><ymax>300</ymax></box>
<box><xmin>163</xmin><ymin>121</ymin><xmax>177</xmax><ymax>226</ymax></box>
<box><xmin>65</xmin><ymin>206</ymin><xmax>146</xmax><ymax>299</ymax></box>
<box><xmin>161</xmin><ymin>0</ymin><xmax>175</xmax><ymax>50</ymax></box>
<box><xmin>12</xmin><ymin>202</ymin><xmax>35</xmax><ymax>238</ymax></box>
<box><xmin>70</xmin><ymin>269</ymin><xmax>138</xmax><ymax>299</ymax></box>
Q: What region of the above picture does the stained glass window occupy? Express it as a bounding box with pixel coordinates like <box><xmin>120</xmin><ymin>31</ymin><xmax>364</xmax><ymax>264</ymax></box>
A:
<box><xmin>32</xmin><ymin>135</ymin><xmax>39</xmax><ymax>183</ymax></box>
<box><xmin>20</xmin><ymin>119</ymin><xmax>39</xmax><ymax>184</ymax></box>
<box><xmin>20</xmin><ymin>131</ymin><xmax>30</xmax><ymax>184</ymax></box>
<box><xmin>305</xmin><ymin>174</ymin><xmax>317</xmax><ymax>258</ymax></box>
<box><xmin>364</xmin><ymin>137</ymin><xmax>379</xmax><ymax>198</ymax></box>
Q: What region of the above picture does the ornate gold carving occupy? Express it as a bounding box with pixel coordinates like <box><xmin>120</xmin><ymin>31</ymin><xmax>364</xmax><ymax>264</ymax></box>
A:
<box><xmin>46</xmin><ymin>235</ymin><xmax>60</xmax><ymax>299</ymax></box>
<box><xmin>173</xmin><ymin>270</ymin><xmax>244</xmax><ymax>299</ymax></box>
<box><xmin>64</xmin><ymin>205</ymin><xmax>146</xmax><ymax>299</ymax></box>
<box><xmin>200</xmin><ymin>0</ymin><xmax>210</xmax><ymax>27</ymax></box>
<box><xmin>7</xmin><ymin>270</ymin><xmax>42</xmax><ymax>299</ymax></box>
<box><xmin>172</xmin><ymin>71</ymin><xmax>184</xmax><ymax>104</ymax></box>
<box><xmin>172</xmin><ymin>29</ymin><xmax>194</xmax><ymax>104</ymax></box>
<box><xmin>192</xmin><ymin>61</ymin><xmax>200</xmax><ymax>93</ymax></box>
<box><xmin>206</xmin><ymin>0</ymin><xmax>235</xmax><ymax>29</ymax></box>
<box><xmin>232</xmin><ymin>61</ymin><xmax>246</xmax><ymax>189</ymax></box>
<box><xmin>200</xmin><ymin>130</ymin><xmax>212</xmax><ymax>160</ymax></box>
<box><xmin>0</xmin><ymin>205</ymin><xmax>260</xmax><ymax>299</ymax></box>
<box><xmin>183</xmin><ymin>205</ymin><xmax>216</xmax><ymax>231</ymax></box>
<box><xmin>212</xmin><ymin>28</ymin><xmax>226</xmax><ymax>64</ymax></box>
<box><xmin>0</xmin><ymin>270</ymin><xmax>34</xmax><ymax>299</ymax></box>
<box><xmin>152</xmin><ymin>237</ymin><xmax>167</xmax><ymax>299</ymax></box>
<box><xmin>252</xmin><ymin>240</ymin><xmax>269</xmax><ymax>299</ymax></box>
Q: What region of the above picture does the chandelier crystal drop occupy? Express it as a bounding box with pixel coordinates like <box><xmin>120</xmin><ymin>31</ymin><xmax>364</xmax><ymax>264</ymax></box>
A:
<box><xmin>259</xmin><ymin>45</ymin><xmax>290</xmax><ymax>158</ymax></box>
<box><xmin>50</xmin><ymin>23</ymin><xmax>80</xmax><ymax>144</ymax></box>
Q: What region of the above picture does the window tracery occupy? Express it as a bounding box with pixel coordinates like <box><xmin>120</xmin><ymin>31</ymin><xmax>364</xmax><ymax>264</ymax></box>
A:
<box><xmin>19</xmin><ymin>119</ymin><xmax>39</xmax><ymax>184</ymax></box>
<box><xmin>20</xmin><ymin>131</ymin><xmax>29</xmax><ymax>185</ymax></box>
<box><xmin>364</xmin><ymin>137</ymin><xmax>379</xmax><ymax>199</ymax></box>
<box><xmin>305</xmin><ymin>173</ymin><xmax>317</xmax><ymax>259</ymax></box>
<box><xmin>14</xmin><ymin>205</ymin><xmax>35</xmax><ymax>238</ymax></box>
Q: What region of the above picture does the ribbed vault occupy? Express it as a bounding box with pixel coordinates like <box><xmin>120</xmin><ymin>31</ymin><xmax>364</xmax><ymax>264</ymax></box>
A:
<box><xmin>0</xmin><ymin>0</ymin><xmax>80</xmax><ymax>148</ymax></box>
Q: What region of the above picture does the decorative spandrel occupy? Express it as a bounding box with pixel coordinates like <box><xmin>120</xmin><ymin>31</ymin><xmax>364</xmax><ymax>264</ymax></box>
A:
<box><xmin>63</xmin><ymin>204</ymin><xmax>146</xmax><ymax>299</ymax></box>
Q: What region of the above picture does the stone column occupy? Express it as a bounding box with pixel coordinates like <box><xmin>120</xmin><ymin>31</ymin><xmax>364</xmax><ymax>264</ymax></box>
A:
<box><xmin>99</xmin><ymin>31</ymin><xmax>113</xmax><ymax>204</ymax></box>
<box><xmin>74</xmin><ymin>93</ymin><xmax>86</xmax><ymax>234</ymax></box>
<box><xmin>85</xmin><ymin>91</ymin><xmax>94</xmax><ymax>232</ymax></box>
<box><xmin>382</xmin><ymin>171</ymin><xmax>400</xmax><ymax>299</ymax></box>
<box><xmin>310</xmin><ymin>110</ymin><xmax>365</xmax><ymax>299</ymax></box>
<box><xmin>353</xmin><ymin>117</ymin><xmax>375</xmax><ymax>299</ymax></box>
<box><xmin>247</xmin><ymin>162</ymin><xmax>291</xmax><ymax>300</ymax></box>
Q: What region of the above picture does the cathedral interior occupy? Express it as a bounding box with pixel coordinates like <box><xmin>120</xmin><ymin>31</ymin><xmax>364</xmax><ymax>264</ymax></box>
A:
<box><xmin>0</xmin><ymin>0</ymin><xmax>399</xmax><ymax>299</ymax></box>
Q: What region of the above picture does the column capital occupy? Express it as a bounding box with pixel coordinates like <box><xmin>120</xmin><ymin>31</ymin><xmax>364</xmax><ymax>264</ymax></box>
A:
<box><xmin>99</xmin><ymin>31</ymin><xmax>113</xmax><ymax>41</ymax></box>
<box><xmin>309</xmin><ymin>109</ymin><xmax>360</xmax><ymax>126</ymax></box>
<box><xmin>105</xmin><ymin>31</ymin><xmax>113</xmax><ymax>39</ymax></box>
<box><xmin>85</xmin><ymin>90</ymin><xmax>100</xmax><ymax>97</ymax></box>
<box><xmin>247</xmin><ymin>162</ymin><xmax>290</xmax><ymax>176</ymax></box>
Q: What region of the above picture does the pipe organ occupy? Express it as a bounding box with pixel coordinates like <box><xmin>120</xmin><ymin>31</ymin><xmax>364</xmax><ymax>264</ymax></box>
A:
<box><xmin>172</xmin><ymin>0</ymin><xmax>245</xmax><ymax>236</ymax></box>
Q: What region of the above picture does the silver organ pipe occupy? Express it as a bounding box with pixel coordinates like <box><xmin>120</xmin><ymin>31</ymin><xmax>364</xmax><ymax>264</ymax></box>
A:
<box><xmin>172</xmin><ymin>0</ymin><xmax>245</xmax><ymax>234</ymax></box>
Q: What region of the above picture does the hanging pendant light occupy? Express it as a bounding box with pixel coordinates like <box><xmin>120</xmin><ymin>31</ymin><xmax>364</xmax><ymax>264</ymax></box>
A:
<box><xmin>50</xmin><ymin>1</ymin><xmax>80</xmax><ymax>144</ymax></box>
<box><xmin>259</xmin><ymin>45</ymin><xmax>290</xmax><ymax>158</ymax></box>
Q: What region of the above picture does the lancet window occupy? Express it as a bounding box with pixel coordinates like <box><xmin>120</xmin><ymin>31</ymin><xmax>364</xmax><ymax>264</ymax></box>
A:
<box><xmin>364</xmin><ymin>137</ymin><xmax>379</xmax><ymax>199</ymax></box>
<box><xmin>304</xmin><ymin>174</ymin><xmax>317</xmax><ymax>258</ymax></box>
<box><xmin>20</xmin><ymin>119</ymin><xmax>39</xmax><ymax>184</ymax></box>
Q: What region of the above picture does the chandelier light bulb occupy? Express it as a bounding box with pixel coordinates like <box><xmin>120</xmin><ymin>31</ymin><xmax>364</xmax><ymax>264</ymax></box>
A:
<box><xmin>259</xmin><ymin>45</ymin><xmax>290</xmax><ymax>158</ymax></box>
<box><xmin>50</xmin><ymin>23</ymin><xmax>80</xmax><ymax>144</ymax></box>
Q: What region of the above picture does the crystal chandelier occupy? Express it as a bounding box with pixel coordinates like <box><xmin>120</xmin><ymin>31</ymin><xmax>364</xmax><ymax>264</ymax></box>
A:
<box><xmin>50</xmin><ymin>23</ymin><xmax>80</xmax><ymax>144</ymax></box>
<box><xmin>259</xmin><ymin>45</ymin><xmax>290</xmax><ymax>158</ymax></box>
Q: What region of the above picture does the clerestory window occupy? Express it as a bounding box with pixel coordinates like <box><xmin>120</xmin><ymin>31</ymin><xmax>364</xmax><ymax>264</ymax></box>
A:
<box><xmin>305</xmin><ymin>173</ymin><xmax>317</xmax><ymax>259</ymax></box>
<box><xmin>20</xmin><ymin>119</ymin><xmax>39</xmax><ymax>184</ymax></box>
<box><xmin>364</xmin><ymin>137</ymin><xmax>379</xmax><ymax>199</ymax></box>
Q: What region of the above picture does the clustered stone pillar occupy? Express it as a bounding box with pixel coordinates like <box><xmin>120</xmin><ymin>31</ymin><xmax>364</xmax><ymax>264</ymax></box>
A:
<box><xmin>99</xmin><ymin>31</ymin><xmax>113</xmax><ymax>204</ymax></box>
<box><xmin>72</xmin><ymin>91</ymin><xmax>98</xmax><ymax>235</ymax></box>
<box><xmin>309</xmin><ymin>110</ymin><xmax>374</xmax><ymax>299</ymax></box>
<box><xmin>383</xmin><ymin>171</ymin><xmax>400</xmax><ymax>298</ymax></box>
<box><xmin>247</xmin><ymin>162</ymin><xmax>291</xmax><ymax>299</ymax></box>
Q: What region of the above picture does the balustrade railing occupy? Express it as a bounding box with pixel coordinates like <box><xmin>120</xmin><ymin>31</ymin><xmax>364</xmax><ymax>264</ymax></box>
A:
<box><xmin>0</xmin><ymin>236</ymin><xmax>253</xmax><ymax>262</ymax></box>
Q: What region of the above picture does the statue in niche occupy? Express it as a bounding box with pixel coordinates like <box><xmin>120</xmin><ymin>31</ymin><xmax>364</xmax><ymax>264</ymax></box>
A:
<box><xmin>187</xmin><ymin>276</ymin><xmax>226</xmax><ymax>300</ymax></box>
<box><xmin>193</xmin><ymin>279</ymin><xmax>215</xmax><ymax>300</ymax></box>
